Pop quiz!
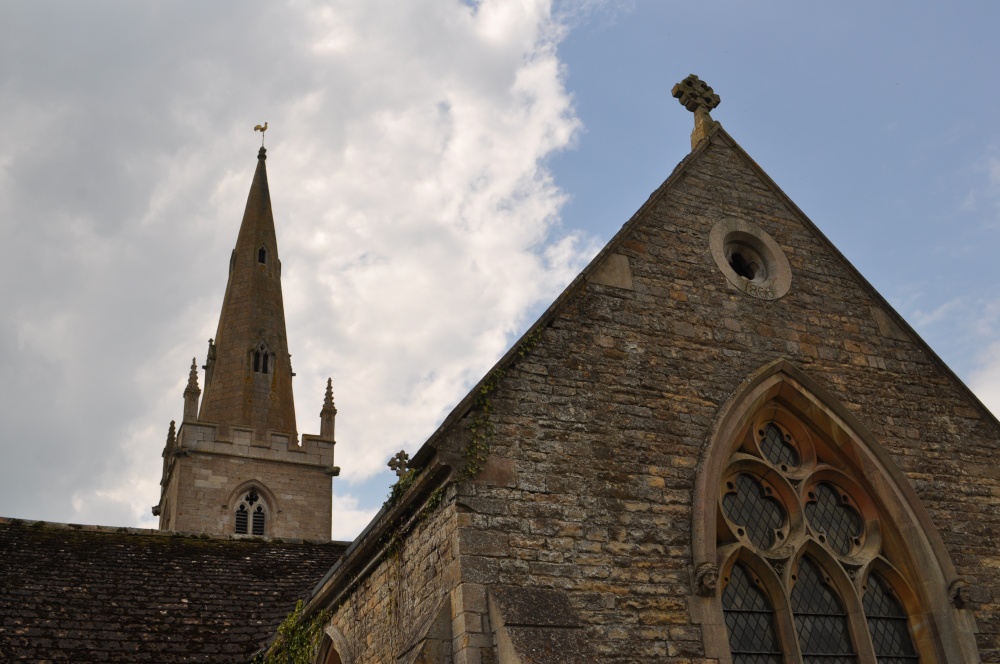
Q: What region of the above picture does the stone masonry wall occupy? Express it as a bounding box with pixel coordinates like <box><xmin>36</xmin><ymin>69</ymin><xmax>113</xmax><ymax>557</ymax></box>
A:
<box><xmin>327</xmin><ymin>496</ymin><xmax>460</xmax><ymax>663</ymax></box>
<box><xmin>163</xmin><ymin>422</ymin><xmax>334</xmax><ymax>540</ymax></box>
<box><xmin>445</xmin><ymin>133</ymin><xmax>1000</xmax><ymax>662</ymax></box>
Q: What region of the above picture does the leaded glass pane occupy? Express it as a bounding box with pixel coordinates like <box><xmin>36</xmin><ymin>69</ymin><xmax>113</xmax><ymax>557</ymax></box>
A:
<box><xmin>791</xmin><ymin>558</ymin><xmax>857</xmax><ymax>664</ymax></box>
<box><xmin>722</xmin><ymin>563</ymin><xmax>783</xmax><ymax>664</ymax></box>
<box><xmin>864</xmin><ymin>574</ymin><xmax>918</xmax><ymax>663</ymax></box>
<box><xmin>723</xmin><ymin>474</ymin><xmax>786</xmax><ymax>550</ymax></box>
<box><xmin>805</xmin><ymin>483</ymin><xmax>862</xmax><ymax>556</ymax></box>
<box><xmin>760</xmin><ymin>422</ymin><xmax>799</xmax><ymax>468</ymax></box>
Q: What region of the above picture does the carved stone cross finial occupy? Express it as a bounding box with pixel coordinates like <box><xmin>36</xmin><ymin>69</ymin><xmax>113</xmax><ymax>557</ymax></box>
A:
<box><xmin>672</xmin><ymin>74</ymin><xmax>720</xmax><ymax>113</ymax></box>
<box><xmin>672</xmin><ymin>74</ymin><xmax>721</xmax><ymax>149</ymax></box>
<box><xmin>388</xmin><ymin>450</ymin><xmax>410</xmax><ymax>477</ymax></box>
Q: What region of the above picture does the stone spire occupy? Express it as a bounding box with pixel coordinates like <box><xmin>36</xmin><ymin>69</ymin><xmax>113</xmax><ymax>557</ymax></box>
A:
<box><xmin>320</xmin><ymin>377</ymin><xmax>337</xmax><ymax>440</ymax></box>
<box><xmin>672</xmin><ymin>74</ymin><xmax>721</xmax><ymax>149</ymax></box>
<box><xmin>197</xmin><ymin>147</ymin><xmax>298</xmax><ymax>439</ymax></box>
<box><xmin>183</xmin><ymin>358</ymin><xmax>201</xmax><ymax>422</ymax></box>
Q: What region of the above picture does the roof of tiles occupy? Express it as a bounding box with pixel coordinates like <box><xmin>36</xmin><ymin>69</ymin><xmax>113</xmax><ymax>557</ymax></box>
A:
<box><xmin>0</xmin><ymin>518</ymin><xmax>347</xmax><ymax>662</ymax></box>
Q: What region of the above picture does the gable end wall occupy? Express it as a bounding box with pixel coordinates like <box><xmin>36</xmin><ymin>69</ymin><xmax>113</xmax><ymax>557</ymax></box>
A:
<box><xmin>446</xmin><ymin>135</ymin><xmax>1000</xmax><ymax>662</ymax></box>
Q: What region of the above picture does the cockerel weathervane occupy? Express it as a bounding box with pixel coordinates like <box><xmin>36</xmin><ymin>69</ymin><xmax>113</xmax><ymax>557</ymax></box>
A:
<box><xmin>254</xmin><ymin>122</ymin><xmax>268</xmax><ymax>146</ymax></box>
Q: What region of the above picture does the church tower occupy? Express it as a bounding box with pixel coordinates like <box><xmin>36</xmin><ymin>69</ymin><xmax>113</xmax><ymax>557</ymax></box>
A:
<box><xmin>154</xmin><ymin>146</ymin><xmax>339</xmax><ymax>540</ymax></box>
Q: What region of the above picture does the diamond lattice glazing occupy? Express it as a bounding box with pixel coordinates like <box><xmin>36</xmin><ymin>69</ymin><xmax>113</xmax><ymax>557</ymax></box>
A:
<box><xmin>863</xmin><ymin>574</ymin><xmax>918</xmax><ymax>663</ymax></box>
<box><xmin>806</xmin><ymin>483</ymin><xmax>861</xmax><ymax>556</ymax></box>
<box><xmin>791</xmin><ymin>558</ymin><xmax>857</xmax><ymax>664</ymax></box>
<box><xmin>723</xmin><ymin>474</ymin><xmax>786</xmax><ymax>550</ymax></box>
<box><xmin>760</xmin><ymin>422</ymin><xmax>799</xmax><ymax>468</ymax></box>
<box><xmin>722</xmin><ymin>563</ymin><xmax>784</xmax><ymax>664</ymax></box>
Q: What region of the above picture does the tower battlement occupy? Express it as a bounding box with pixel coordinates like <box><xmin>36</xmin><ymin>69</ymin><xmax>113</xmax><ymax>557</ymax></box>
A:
<box><xmin>171</xmin><ymin>421</ymin><xmax>337</xmax><ymax>470</ymax></box>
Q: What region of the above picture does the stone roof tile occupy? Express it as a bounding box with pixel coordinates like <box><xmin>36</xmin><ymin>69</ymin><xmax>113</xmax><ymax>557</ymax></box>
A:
<box><xmin>0</xmin><ymin>518</ymin><xmax>346</xmax><ymax>662</ymax></box>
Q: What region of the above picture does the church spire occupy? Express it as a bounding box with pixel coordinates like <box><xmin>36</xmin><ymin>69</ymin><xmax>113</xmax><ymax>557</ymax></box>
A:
<box><xmin>197</xmin><ymin>146</ymin><xmax>298</xmax><ymax>439</ymax></box>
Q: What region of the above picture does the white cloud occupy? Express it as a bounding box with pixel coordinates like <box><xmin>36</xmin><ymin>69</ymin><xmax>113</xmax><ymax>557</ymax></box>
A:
<box><xmin>0</xmin><ymin>0</ymin><xmax>600</xmax><ymax>536</ymax></box>
<box><xmin>331</xmin><ymin>491</ymin><xmax>381</xmax><ymax>542</ymax></box>
<box><xmin>908</xmin><ymin>296</ymin><xmax>967</xmax><ymax>328</ymax></box>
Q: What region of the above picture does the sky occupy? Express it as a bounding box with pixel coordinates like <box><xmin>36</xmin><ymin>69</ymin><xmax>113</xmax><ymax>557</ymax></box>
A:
<box><xmin>1</xmin><ymin>1</ymin><xmax>999</xmax><ymax>540</ymax></box>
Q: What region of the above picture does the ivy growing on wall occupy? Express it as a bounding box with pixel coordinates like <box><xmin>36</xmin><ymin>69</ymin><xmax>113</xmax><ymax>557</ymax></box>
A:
<box><xmin>459</xmin><ymin>325</ymin><xmax>544</xmax><ymax>482</ymax></box>
<box><xmin>384</xmin><ymin>468</ymin><xmax>418</xmax><ymax>509</ymax></box>
<box><xmin>256</xmin><ymin>600</ymin><xmax>330</xmax><ymax>664</ymax></box>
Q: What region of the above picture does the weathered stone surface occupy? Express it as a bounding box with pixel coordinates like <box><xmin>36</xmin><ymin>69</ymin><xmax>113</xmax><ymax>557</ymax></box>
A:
<box><xmin>310</xmin><ymin>126</ymin><xmax>1000</xmax><ymax>664</ymax></box>
<box><xmin>489</xmin><ymin>586</ymin><xmax>582</xmax><ymax>628</ymax></box>
<box><xmin>499</xmin><ymin>627</ymin><xmax>593</xmax><ymax>664</ymax></box>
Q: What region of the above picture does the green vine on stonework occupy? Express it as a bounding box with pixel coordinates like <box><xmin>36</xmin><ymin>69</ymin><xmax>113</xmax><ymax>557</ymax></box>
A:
<box><xmin>383</xmin><ymin>468</ymin><xmax>418</xmax><ymax>509</ymax></box>
<box><xmin>460</xmin><ymin>325</ymin><xmax>545</xmax><ymax>482</ymax></box>
<box><xmin>257</xmin><ymin>600</ymin><xmax>330</xmax><ymax>664</ymax></box>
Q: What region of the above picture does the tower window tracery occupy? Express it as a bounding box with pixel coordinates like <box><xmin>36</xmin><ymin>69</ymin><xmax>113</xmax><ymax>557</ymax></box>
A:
<box><xmin>714</xmin><ymin>411</ymin><xmax>921</xmax><ymax>664</ymax></box>
<box><xmin>234</xmin><ymin>488</ymin><xmax>267</xmax><ymax>536</ymax></box>
<box><xmin>252</xmin><ymin>343</ymin><xmax>271</xmax><ymax>374</ymax></box>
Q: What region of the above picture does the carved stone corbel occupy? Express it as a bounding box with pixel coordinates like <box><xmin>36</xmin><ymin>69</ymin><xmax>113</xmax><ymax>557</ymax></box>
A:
<box><xmin>950</xmin><ymin>578</ymin><xmax>990</xmax><ymax>609</ymax></box>
<box><xmin>694</xmin><ymin>562</ymin><xmax>719</xmax><ymax>597</ymax></box>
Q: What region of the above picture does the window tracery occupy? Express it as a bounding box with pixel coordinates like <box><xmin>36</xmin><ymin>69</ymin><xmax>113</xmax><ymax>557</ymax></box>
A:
<box><xmin>234</xmin><ymin>488</ymin><xmax>266</xmax><ymax>536</ymax></box>
<box><xmin>692</xmin><ymin>363</ymin><xmax>977</xmax><ymax>664</ymax></box>
<box><xmin>716</xmin><ymin>411</ymin><xmax>920</xmax><ymax>663</ymax></box>
<box><xmin>252</xmin><ymin>342</ymin><xmax>271</xmax><ymax>375</ymax></box>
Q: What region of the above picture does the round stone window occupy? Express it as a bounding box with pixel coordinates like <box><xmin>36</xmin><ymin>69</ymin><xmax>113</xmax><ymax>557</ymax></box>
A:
<box><xmin>710</xmin><ymin>219</ymin><xmax>791</xmax><ymax>300</ymax></box>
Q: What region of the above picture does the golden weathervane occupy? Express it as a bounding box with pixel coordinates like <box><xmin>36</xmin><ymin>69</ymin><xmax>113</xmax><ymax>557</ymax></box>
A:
<box><xmin>254</xmin><ymin>122</ymin><xmax>268</xmax><ymax>146</ymax></box>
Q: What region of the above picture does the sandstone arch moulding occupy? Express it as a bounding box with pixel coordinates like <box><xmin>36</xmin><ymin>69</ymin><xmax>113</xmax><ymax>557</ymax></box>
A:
<box><xmin>316</xmin><ymin>624</ymin><xmax>353</xmax><ymax>664</ymax></box>
<box><xmin>690</xmin><ymin>358</ymin><xmax>979</xmax><ymax>664</ymax></box>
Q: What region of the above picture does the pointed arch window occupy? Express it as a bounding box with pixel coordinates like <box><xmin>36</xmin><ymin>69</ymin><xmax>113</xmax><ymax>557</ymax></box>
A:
<box><xmin>257</xmin><ymin>246</ymin><xmax>268</xmax><ymax>264</ymax></box>
<box><xmin>791</xmin><ymin>557</ymin><xmax>856</xmax><ymax>664</ymax></box>
<box><xmin>706</xmin><ymin>403</ymin><xmax>940</xmax><ymax>664</ymax></box>
<box><xmin>234</xmin><ymin>488</ymin><xmax>267</xmax><ymax>536</ymax></box>
<box><xmin>864</xmin><ymin>573</ymin><xmax>919</xmax><ymax>663</ymax></box>
<box><xmin>721</xmin><ymin>562</ymin><xmax>783</xmax><ymax>664</ymax></box>
<box><xmin>252</xmin><ymin>343</ymin><xmax>271</xmax><ymax>374</ymax></box>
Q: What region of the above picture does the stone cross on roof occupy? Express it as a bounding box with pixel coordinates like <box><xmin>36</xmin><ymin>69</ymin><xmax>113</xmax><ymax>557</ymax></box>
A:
<box><xmin>672</xmin><ymin>74</ymin><xmax>721</xmax><ymax>149</ymax></box>
<box><xmin>388</xmin><ymin>450</ymin><xmax>410</xmax><ymax>478</ymax></box>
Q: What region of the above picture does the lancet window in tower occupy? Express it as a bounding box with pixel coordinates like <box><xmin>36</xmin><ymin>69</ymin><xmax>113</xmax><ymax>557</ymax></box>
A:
<box><xmin>252</xmin><ymin>343</ymin><xmax>270</xmax><ymax>374</ymax></box>
<box><xmin>712</xmin><ymin>408</ymin><xmax>923</xmax><ymax>664</ymax></box>
<box><xmin>234</xmin><ymin>488</ymin><xmax>266</xmax><ymax>536</ymax></box>
<box><xmin>257</xmin><ymin>246</ymin><xmax>267</xmax><ymax>264</ymax></box>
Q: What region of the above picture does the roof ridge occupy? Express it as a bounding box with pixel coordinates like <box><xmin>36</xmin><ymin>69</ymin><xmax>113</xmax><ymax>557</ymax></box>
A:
<box><xmin>0</xmin><ymin>516</ymin><xmax>347</xmax><ymax>545</ymax></box>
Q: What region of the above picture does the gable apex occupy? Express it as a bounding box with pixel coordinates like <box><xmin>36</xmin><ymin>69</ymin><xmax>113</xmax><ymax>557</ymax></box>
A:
<box><xmin>412</xmin><ymin>123</ymin><xmax>1000</xmax><ymax>470</ymax></box>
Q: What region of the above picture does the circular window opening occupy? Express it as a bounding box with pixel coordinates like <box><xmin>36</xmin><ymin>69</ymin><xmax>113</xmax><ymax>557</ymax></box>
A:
<box><xmin>726</xmin><ymin>242</ymin><xmax>767</xmax><ymax>283</ymax></box>
<box><xmin>710</xmin><ymin>220</ymin><xmax>792</xmax><ymax>300</ymax></box>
